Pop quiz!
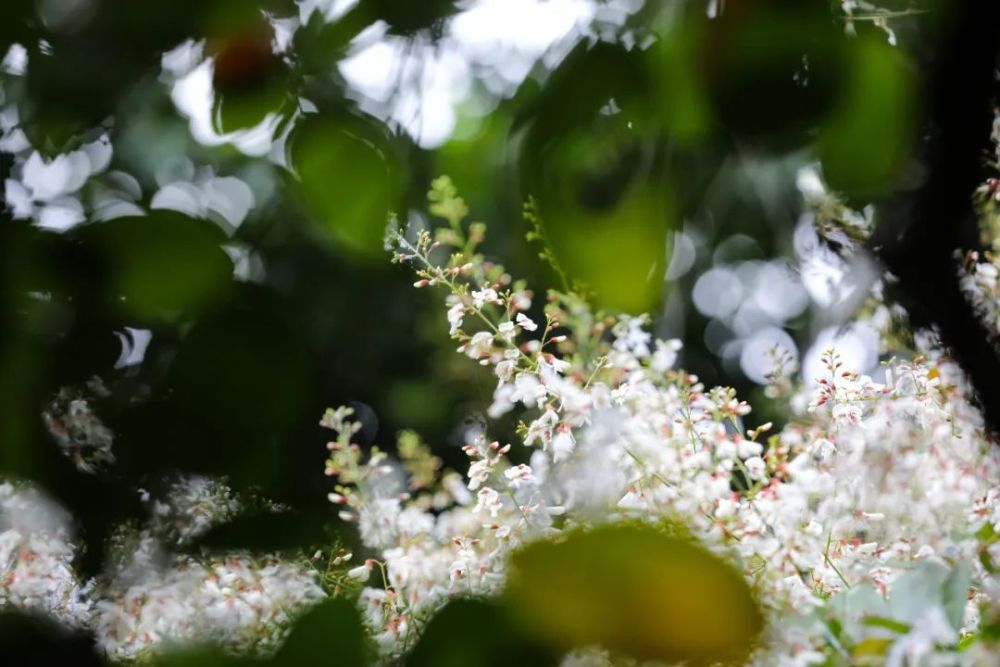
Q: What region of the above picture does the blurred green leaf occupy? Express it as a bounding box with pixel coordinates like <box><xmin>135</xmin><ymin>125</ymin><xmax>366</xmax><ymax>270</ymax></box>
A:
<box><xmin>851</xmin><ymin>636</ymin><xmax>893</xmax><ymax>658</ymax></box>
<box><xmin>701</xmin><ymin>0</ymin><xmax>844</xmax><ymax>151</ymax></box>
<box><xmin>210</xmin><ymin>22</ymin><xmax>293</xmax><ymax>134</ymax></box>
<box><xmin>648</xmin><ymin>11</ymin><xmax>712</xmax><ymax>143</ymax></box>
<box><xmin>153</xmin><ymin>646</ymin><xmax>254</xmax><ymax>667</ymax></box>
<box><xmin>504</xmin><ymin>524</ymin><xmax>764</xmax><ymax>665</ymax></box>
<box><xmin>819</xmin><ymin>35</ymin><xmax>916</xmax><ymax>200</ymax></box>
<box><xmin>406</xmin><ymin>598</ymin><xmax>556</xmax><ymax>667</ymax></box>
<box><xmin>521</xmin><ymin>42</ymin><xmax>673</xmax><ymax>313</ymax></box>
<box><xmin>73</xmin><ymin>212</ymin><xmax>233</xmax><ymax>321</ymax></box>
<box><xmin>290</xmin><ymin>111</ymin><xmax>403</xmax><ymax>256</ymax></box>
<box><xmin>272</xmin><ymin>598</ymin><xmax>372</xmax><ymax>667</ymax></box>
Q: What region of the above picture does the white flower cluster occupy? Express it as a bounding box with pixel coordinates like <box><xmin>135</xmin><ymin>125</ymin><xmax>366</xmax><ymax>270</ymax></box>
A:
<box><xmin>95</xmin><ymin>549</ymin><xmax>325</xmax><ymax>661</ymax></box>
<box><xmin>0</xmin><ymin>482</ymin><xmax>93</xmax><ymax>628</ymax></box>
<box><xmin>960</xmin><ymin>250</ymin><xmax>1000</xmax><ymax>337</ymax></box>
<box><xmin>42</xmin><ymin>377</ymin><xmax>116</xmax><ymax>474</ymax></box>
<box><xmin>323</xmin><ymin>180</ymin><xmax>1000</xmax><ymax>664</ymax></box>
<box><xmin>0</xmin><ymin>475</ymin><xmax>325</xmax><ymax>661</ymax></box>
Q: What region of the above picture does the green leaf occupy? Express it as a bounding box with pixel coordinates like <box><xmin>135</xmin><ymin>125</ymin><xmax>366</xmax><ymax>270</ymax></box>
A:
<box><xmin>503</xmin><ymin>524</ymin><xmax>764</xmax><ymax>665</ymax></box>
<box><xmin>290</xmin><ymin>111</ymin><xmax>403</xmax><ymax>257</ymax></box>
<box><xmin>700</xmin><ymin>2</ymin><xmax>844</xmax><ymax>152</ymax></box>
<box><xmin>150</xmin><ymin>600</ymin><xmax>370</xmax><ymax>667</ymax></box>
<box><xmin>272</xmin><ymin>598</ymin><xmax>373</xmax><ymax>667</ymax></box>
<box><xmin>520</xmin><ymin>42</ymin><xmax>675</xmax><ymax>313</ymax></box>
<box><xmin>152</xmin><ymin>647</ymin><xmax>253</xmax><ymax>667</ymax></box>
<box><xmin>861</xmin><ymin>615</ymin><xmax>911</xmax><ymax>634</ymax></box>
<box><xmin>818</xmin><ymin>35</ymin><xmax>916</xmax><ymax>200</ymax></box>
<box><xmin>209</xmin><ymin>22</ymin><xmax>292</xmax><ymax>134</ymax></box>
<box><xmin>405</xmin><ymin>598</ymin><xmax>556</xmax><ymax>667</ymax></box>
<box><xmin>73</xmin><ymin>212</ymin><xmax>233</xmax><ymax>321</ymax></box>
<box><xmin>852</xmin><ymin>636</ymin><xmax>893</xmax><ymax>658</ymax></box>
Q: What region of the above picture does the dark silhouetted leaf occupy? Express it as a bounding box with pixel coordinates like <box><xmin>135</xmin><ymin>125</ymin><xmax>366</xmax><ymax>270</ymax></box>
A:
<box><xmin>0</xmin><ymin>611</ymin><xmax>104</xmax><ymax>666</ymax></box>
<box><xmin>361</xmin><ymin>0</ymin><xmax>459</xmax><ymax>36</ymax></box>
<box><xmin>72</xmin><ymin>212</ymin><xmax>233</xmax><ymax>321</ymax></box>
<box><xmin>272</xmin><ymin>598</ymin><xmax>372</xmax><ymax>666</ymax></box>
<box><xmin>406</xmin><ymin>598</ymin><xmax>556</xmax><ymax>667</ymax></box>
<box><xmin>701</xmin><ymin>0</ymin><xmax>844</xmax><ymax>151</ymax></box>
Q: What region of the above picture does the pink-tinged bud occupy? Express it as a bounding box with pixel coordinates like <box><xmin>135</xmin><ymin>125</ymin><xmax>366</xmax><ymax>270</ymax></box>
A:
<box><xmin>324</xmin><ymin>466</ymin><xmax>338</xmax><ymax>476</ymax></box>
<box><xmin>338</xmin><ymin>511</ymin><xmax>357</xmax><ymax>522</ymax></box>
<box><xmin>327</xmin><ymin>441</ymin><xmax>340</xmax><ymax>450</ymax></box>
<box><xmin>327</xmin><ymin>492</ymin><xmax>346</xmax><ymax>504</ymax></box>
<box><xmin>413</xmin><ymin>279</ymin><xmax>429</xmax><ymax>288</ymax></box>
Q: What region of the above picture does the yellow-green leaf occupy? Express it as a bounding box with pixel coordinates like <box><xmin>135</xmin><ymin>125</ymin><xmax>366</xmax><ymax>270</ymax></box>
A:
<box><xmin>504</xmin><ymin>524</ymin><xmax>763</xmax><ymax>665</ymax></box>
<box><xmin>852</xmin><ymin>637</ymin><xmax>894</xmax><ymax>658</ymax></box>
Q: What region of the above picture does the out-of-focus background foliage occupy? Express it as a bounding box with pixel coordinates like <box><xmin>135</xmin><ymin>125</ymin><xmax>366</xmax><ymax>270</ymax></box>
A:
<box><xmin>0</xmin><ymin>0</ymin><xmax>958</xmax><ymax>662</ymax></box>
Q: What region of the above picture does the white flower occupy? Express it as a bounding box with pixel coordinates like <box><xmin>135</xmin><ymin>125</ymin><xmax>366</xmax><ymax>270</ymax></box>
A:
<box><xmin>495</xmin><ymin>359</ymin><xmax>516</xmax><ymax>383</ymax></box>
<box><xmin>471</xmin><ymin>287</ymin><xmax>498</xmax><ymax>308</ymax></box>
<box><xmin>503</xmin><ymin>464</ymin><xmax>535</xmax><ymax>489</ymax></box>
<box><xmin>515</xmin><ymin>313</ymin><xmax>538</xmax><ymax>331</ymax></box>
<box><xmin>347</xmin><ymin>562</ymin><xmax>372</xmax><ymax>581</ymax></box>
<box><xmin>651</xmin><ymin>339</ymin><xmax>682</xmax><ymax>372</ymax></box>
<box><xmin>498</xmin><ymin>320</ymin><xmax>516</xmax><ymax>342</ymax></box>
<box><xmin>550</xmin><ymin>428</ymin><xmax>575</xmax><ymax>462</ymax></box>
<box><xmin>467</xmin><ymin>459</ymin><xmax>492</xmax><ymax>491</ymax></box>
<box><xmin>463</xmin><ymin>331</ymin><xmax>493</xmax><ymax>359</ymax></box>
<box><xmin>358</xmin><ymin>498</ymin><xmax>402</xmax><ymax>549</ymax></box>
<box><xmin>474</xmin><ymin>487</ymin><xmax>503</xmax><ymax>518</ymax></box>
<box><xmin>512</xmin><ymin>373</ymin><xmax>547</xmax><ymax>409</ymax></box>
<box><xmin>744</xmin><ymin>456</ymin><xmax>766</xmax><ymax>480</ymax></box>
<box><xmin>612</xmin><ymin>316</ymin><xmax>652</xmax><ymax>358</ymax></box>
<box><xmin>446</xmin><ymin>302</ymin><xmax>465</xmax><ymax>335</ymax></box>
<box><xmin>524</xmin><ymin>410</ymin><xmax>558</xmax><ymax>447</ymax></box>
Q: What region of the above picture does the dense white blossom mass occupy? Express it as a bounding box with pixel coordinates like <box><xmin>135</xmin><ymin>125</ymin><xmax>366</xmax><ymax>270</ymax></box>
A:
<box><xmin>319</xmin><ymin>176</ymin><xmax>1000</xmax><ymax>665</ymax></box>
<box><xmin>3</xmin><ymin>170</ymin><xmax>1000</xmax><ymax>666</ymax></box>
